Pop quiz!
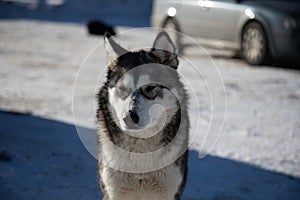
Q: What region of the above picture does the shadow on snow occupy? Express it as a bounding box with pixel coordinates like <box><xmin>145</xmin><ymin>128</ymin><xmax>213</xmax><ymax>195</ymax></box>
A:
<box><xmin>0</xmin><ymin>111</ymin><xmax>299</xmax><ymax>200</ymax></box>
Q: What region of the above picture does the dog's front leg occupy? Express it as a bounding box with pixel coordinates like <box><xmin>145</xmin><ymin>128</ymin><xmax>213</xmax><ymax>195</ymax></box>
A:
<box><xmin>105</xmin><ymin>187</ymin><xmax>139</xmax><ymax>200</ymax></box>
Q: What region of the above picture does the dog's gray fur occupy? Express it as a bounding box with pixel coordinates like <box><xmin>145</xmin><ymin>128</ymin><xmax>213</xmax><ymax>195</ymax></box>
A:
<box><xmin>97</xmin><ymin>31</ymin><xmax>189</xmax><ymax>200</ymax></box>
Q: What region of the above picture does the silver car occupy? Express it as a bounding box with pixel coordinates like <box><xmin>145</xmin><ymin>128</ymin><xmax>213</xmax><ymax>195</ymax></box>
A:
<box><xmin>151</xmin><ymin>0</ymin><xmax>300</xmax><ymax>65</ymax></box>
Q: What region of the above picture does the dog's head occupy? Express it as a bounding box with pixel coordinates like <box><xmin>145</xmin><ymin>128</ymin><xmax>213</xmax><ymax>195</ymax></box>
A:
<box><xmin>104</xmin><ymin>32</ymin><xmax>184</xmax><ymax>136</ymax></box>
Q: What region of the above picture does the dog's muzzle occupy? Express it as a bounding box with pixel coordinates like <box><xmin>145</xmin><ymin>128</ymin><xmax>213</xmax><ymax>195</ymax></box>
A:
<box><xmin>123</xmin><ymin>110</ymin><xmax>139</xmax><ymax>126</ymax></box>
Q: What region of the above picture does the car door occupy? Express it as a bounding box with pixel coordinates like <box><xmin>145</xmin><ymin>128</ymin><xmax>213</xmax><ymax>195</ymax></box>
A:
<box><xmin>175</xmin><ymin>0</ymin><xmax>207</xmax><ymax>37</ymax></box>
<box><xmin>198</xmin><ymin>0</ymin><xmax>245</xmax><ymax>45</ymax></box>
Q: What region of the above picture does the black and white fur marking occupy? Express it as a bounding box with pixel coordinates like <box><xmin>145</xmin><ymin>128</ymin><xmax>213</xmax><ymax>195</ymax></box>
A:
<box><xmin>97</xmin><ymin>31</ymin><xmax>189</xmax><ymax>200</ymax></box>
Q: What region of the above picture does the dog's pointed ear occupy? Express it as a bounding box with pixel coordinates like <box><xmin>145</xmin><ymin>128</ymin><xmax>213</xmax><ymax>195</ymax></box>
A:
<box><xmin>104</xmin><ymin>32</ymin><xmax>127</xmax><ymax>67</ymax></box>
<box><xmin>151</xmin><ymin>31</ymin><xmax>178</xmax><ymax>70</ymax></box>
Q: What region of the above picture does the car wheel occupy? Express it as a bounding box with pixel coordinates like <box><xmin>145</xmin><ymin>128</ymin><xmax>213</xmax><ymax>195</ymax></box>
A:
<box><xmin>242</xmin><ymin>22</ymin><xmax>268</xmax><ymax>65</ymax></box>
<box><xmin>162</xmin><ymin>18</ymin><xmax>183</xmax><ymax>55</ymax></box>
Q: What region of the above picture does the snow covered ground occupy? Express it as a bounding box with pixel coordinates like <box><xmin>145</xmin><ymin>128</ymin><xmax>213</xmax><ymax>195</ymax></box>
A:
<box><xmin>0</xmin><ymin>20</ymin><xmax>300</xmax><ymax>199</ymax></box>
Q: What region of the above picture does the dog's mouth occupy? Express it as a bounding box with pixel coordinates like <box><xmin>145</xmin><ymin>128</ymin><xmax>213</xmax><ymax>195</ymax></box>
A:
<box><xmin>121</xmin><ymin>105</ymin><xmax>168</xmax><ymax>138</ymax></box>
<box><xmin>123</xmin><ymin>110</ymin><xmax>147</xmax><ymax>130</ymax></box>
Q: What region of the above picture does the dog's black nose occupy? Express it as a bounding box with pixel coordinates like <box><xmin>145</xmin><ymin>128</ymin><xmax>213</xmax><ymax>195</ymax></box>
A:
<box><xmin>129</xmin><ymin>110</ymin><xmax>139</xmax><ymax>124</ymax></box>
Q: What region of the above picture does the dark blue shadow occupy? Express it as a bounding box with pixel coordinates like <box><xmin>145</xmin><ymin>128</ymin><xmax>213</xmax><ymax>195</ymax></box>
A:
<box><xmin>0</xmin><ymin>0</ymin><xmax>153</xmax><ymax>27</ymax></box>
<box><xmin>184</xmin><ymin>152</ymin><xmax>300</xmax><ymax>200</ymax></box>
<box><xmin>0</xmin><ymin>111</ymin><xmax>299</xmax><ymax>200</ymax></box>
<box><xmin>0</xmin><ymin>111</ymin><xmax>102</xmax><ymax>200</ymax></box>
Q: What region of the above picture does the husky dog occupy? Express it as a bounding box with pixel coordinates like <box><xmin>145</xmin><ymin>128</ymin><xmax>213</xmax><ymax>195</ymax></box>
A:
<box><xmin>96</xmin><ymin>31</ymin><xmax>189</xmax><ymax>200</ymax></box>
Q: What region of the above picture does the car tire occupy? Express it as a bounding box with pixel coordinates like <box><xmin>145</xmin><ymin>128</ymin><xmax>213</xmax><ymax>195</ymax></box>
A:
<box><xmin>241</xmin><ymin>22</ymin><xmax>268</xmax><ymax>65</ymax></box>
<box><xmin>162</xmin><ymin>17</ymin><xmax>183</xmax><ymax>55</ymax></box>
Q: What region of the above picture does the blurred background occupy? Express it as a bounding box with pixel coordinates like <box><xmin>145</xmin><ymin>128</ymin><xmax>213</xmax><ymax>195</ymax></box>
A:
<box><xmin>0</xmin><ymin>0</ymin><xmax>300</xmax><ymax>199</ymax></box>
<box><xmin>0</xmin><ymin>0</ymin><xmax>152</xmax><ymax>26</ymax></box>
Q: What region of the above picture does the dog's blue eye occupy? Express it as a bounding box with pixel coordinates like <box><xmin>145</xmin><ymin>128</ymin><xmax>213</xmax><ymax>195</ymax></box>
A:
<box><xmin>142</xmin><ymin>84</ymin><xmax>161</xmax><ymax>99</ymax></box>
<box><xmin>117</xmin><ymin>86</ymin><xmax>129</xmax><ymax>98</ymax></box>
<box><xmin>145</xmin><ymin>85</ymin><xmax>156</xmax><ymax>93</ymax></box>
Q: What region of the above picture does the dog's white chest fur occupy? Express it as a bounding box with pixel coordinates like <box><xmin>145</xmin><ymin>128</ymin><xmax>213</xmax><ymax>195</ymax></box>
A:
<box><xmin>101</xmin><ymin>163</ymin><xmax>183</xmax><ymax>200</ymax></box>
<box><xmin>98</xmin><ymin>128</ymin><xmax>186</xmax><ymax>200</ymax></box>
